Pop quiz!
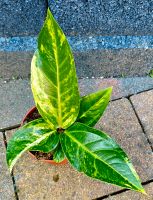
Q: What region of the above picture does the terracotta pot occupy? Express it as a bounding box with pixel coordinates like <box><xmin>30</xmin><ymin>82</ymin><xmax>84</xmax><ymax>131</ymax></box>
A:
<box><xmin>21</xmin><ymin>106</ymin><xmax>67</xmax><ymax>165</ymax></box>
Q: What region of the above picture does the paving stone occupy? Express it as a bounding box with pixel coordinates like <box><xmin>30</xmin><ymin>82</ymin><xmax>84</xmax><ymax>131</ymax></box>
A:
<box><xmin>0</xmin><ymin>133</ymin><xmax>15</xmax><ymax>199</ymax></box>
<box><xmin>79</xmin><ymin>78</ymin><xmax>122</xmax><ymax>98</ymax></box>
<box><xmin>130</xmin><ymin>90</ymin><xmax>153</xmax><ymax>147</ymax></box>
<box><xmin>105</xmin><ymin>183</ymin><xmax>153</xmax><ymax>200</ymax></box>
<box><xmin>1</xmin><ymin>78</ymin><xmax>153</xmax><ymax>130</ymax></box>
<box><xmin>79</xmin><ymin>77</ymin><xmax>153</xmax><ymax>98</ymax></box>
<box><xmin>0</xmin><ymin>79</ymin><xmax>34</xmax><ymax>129</ymax></box>
<box><xmin>6</xmin><ymin>98</ymin><xmax>153</xmax><ymax>199</ymax></box>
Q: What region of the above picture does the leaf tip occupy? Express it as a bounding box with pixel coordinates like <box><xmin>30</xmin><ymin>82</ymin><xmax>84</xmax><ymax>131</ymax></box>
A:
<box><xmin>7</xmin><ymin>159</ymin><xmax>13</xmax><ymax>173</ymax></box>
<box><xmin>106</xmin><ymin>86</ymin><xmax>113</xmax><ymax>100</ymax></box>
<box><xmin>47</xmin><ymin>7</ymin><xmax>52</xmax><ymax>16</ymax></box>
<box><xmin>140</xmin><ymin>188</ymin><xmax>147</xmax><ymax>196</ymax></box>
<box><xmin>108</xmin><ymin>86</ymin><xmax>113</xmax><ymax>93</ymax></box>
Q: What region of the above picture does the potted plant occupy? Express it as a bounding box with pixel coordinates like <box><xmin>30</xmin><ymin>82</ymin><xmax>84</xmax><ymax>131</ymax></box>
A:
<box><xmin>6</xmin><ymin>8</ymin><xmax>145</xmax><ymax>194</ymax></box>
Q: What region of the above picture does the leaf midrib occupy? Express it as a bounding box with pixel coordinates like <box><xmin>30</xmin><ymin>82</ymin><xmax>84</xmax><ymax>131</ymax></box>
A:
<box><xmin>65</xmin><ymin>130</ymin><xmax>139</xmax><ymax>191</ymax></box>
<box><xmin>52</xmin><ymin>24</ymin><xmax>62</xmax><ymax>127</ymax></box>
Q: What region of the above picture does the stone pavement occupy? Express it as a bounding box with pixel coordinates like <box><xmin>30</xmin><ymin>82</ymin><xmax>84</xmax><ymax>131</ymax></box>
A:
<box><xmin>0</xmin><ymin>77</ymin><xmax>153</xmax><ymax>199</ymax></box>
<box><xmin>0</xmin><ymin>133</ymin><xmax>15</xmax><ymax>200</ymax></box>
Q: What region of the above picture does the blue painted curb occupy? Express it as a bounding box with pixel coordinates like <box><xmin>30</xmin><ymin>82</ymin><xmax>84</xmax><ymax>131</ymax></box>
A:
<box><xmin>1</xmin><ymin>35</ymin><xmax>153</xmax><ymax>52</ymax></box>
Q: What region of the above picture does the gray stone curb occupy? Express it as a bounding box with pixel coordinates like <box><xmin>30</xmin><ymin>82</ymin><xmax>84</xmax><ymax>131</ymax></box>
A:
<box><xmin>1</xmin><ymin>49</ymin><xmax>153</xmax><ymax>79</ymax></box>
<box><xmin>1</xmin><ymin>36</ymin><xmax>153</xmax><ymax>79</ymax></box>
<box><xmin>2</xmin><ymin>35</ymin><xmax>153</xmax><ymax>52</ymax></box>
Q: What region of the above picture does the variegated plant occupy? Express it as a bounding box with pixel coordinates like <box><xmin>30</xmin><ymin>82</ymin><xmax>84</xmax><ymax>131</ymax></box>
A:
<box><xmin>6</xmin><ymin>9</ymin><xmax>145</xmax><ymax>194</ymax></box>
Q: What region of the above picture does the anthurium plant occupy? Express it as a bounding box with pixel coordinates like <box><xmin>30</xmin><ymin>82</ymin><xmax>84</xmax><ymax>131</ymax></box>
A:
<box><xmin>6</xmin><ymin>9</ymin><xmax>145</xmax><ymax>194</ymax></box>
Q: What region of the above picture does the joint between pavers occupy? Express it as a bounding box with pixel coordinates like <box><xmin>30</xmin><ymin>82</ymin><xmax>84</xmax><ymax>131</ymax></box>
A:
<box><xmin>127</xmin><ymin>87</ymin><xmax>153</xmax><ymax>99</ymax></box>
<box><xmin>95</xmin><ymin>179</ymin><xmax>153</xmax><ymax>200</ymax></box>
<box><xmin>128</xmin><ymin>98</ymin><xmax>153</xmax><ymax>152</ymax></box>
<box><xmin>0</xmin><ymin>124</ymin><xmax>20</xmax><ymax>132</ymax></box>
<box><xmin>111</xmin><ymin>86</ymin><xmax>153</xmax><ymax>102</ymax></box>
<box><xmin>2</xmin><ymin>131</ymin><xmax>19</xmax><ymax>200</ymax></box>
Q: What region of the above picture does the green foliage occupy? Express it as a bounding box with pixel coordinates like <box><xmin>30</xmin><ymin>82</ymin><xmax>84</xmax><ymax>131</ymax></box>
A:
<box><xmin>31</xmin><ymin>8</ymin><xmax>79</xmax><ymax>130</ymax></box>
<box><xmin>6</xmin><ymin>118</ymin><xmax>58</xmax><ymax>172</ymax></box>
<box><xmin>60</xmin><ymin>123</ymin><xmax>144</xmax><ymax>193</ymax></box>
<box><xmin>53</xmin><ymin>143</ymin><xmax>65</xmax><ymax>163</ymax></box>
<box><xmin>6</xmin><ymin>8</ymin><xmax>145</xmax><ymax>193</ymax></box>
<box><xmin>149</xmin><ymin>69</ymin><xmax>153</xmax><ymax>78</ymax></box>
<box><xmin>77</xmin><ymin>87</ymin><xmax>112</xmax><ymax>126</ymax></box>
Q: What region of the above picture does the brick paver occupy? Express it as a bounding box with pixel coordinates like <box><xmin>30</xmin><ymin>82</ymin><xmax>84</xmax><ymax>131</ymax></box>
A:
<box><xmin>5</xmin><ymin>98</ymin><xmax>153</xmax><ymax>199</ymax></box>
<box><xmin>130</xmin><ymin>90</ymin><xmax>153</xmax><ymax>146</ymax></box>
<box><xmin>0</xmin><ymin>133</ymin><xmax>15</xmax><ymax>200</ymax></box>
<box><xmin>0</xmin><ymin>79</ymin><xmax>34</xmax><ymax>129</ymax></box>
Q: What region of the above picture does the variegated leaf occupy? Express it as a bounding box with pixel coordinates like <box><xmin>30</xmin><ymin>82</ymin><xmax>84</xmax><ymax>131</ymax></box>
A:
<box><xmin>60</xmin><ymin>122</ymin><xmax>145</xmax><ymax>193</ymax></box>
<box><xmin>31</xmin><ymin>9</ymin><xmax>80</xmax><ymax>130</ymax></box>
<box><xmin>6</xmin><ymin>118</ymin><xmax>58</xmax><ymax>172</ymax></box>
<box><xmin>53</xmin><ymin>142</ymin><xmax>65</xmax><ymax>163</ymax></box>
<box><xmin>77</xmin><ymin>87</ymin><xmax>112</xmax><ymax>126</ymax></box>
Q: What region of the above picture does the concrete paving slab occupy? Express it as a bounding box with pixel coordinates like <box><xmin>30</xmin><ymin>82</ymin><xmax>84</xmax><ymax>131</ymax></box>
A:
<box><xmin>1</xmin><ymin>77</ymin><xmax>153</xmax><ymax>130</ymax></box>
<box><xmin>0</xmin><ymin>79</ymin><xmax>34</xmax><ymax>129</ymax></box>
<box><xmin>105</xmin><ymin>183</ymin><xmax>153</xmax><ymax>200</ymax></box>
<box><xmin>0</xmin><ymin>133</ymin><xmax>15</xmax><ymax>199</ymax></box>
<box><xmin>79</xmin><ymin>77</ymin><xmax>153</xmax><ymax>98</ymax></box>
<box><xmin>130</xmin><ymin>90</ymin><xmax>153</xmax><ymax>146</ymax></box>
<box><xmin>6</xmin><ymin>98</ymin><xmax>153</xmax><ymax>199</ymax></box>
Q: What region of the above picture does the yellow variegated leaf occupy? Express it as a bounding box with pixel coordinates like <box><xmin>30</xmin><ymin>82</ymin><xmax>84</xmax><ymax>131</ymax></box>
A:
<box><xmin>31</xmin><ymin>9</ymin><xmax>80</xmax><ymax>130</ymax></box>
<box><xmin>60</xmin><ymin>122</ymin><xmax>145</xmax><ymax>193</ymax></box>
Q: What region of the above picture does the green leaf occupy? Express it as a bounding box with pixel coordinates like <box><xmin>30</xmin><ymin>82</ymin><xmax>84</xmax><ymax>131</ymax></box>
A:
<box><xmin>30</xmin><ymin>132</ymin><xmax>59</xmax><ymax>153</ymax></box>
<box><xmin>6</xmin><ymin>118</ymin><xmax>58</xmax><ymax>172</ymax></box>
<box><xmin>31</xmin><ymin>8</ymin><xmax>80</xmax><ymax>130</ymax></box>
<box><xmin>149</xmin><ymin>69</ymin><xmax>153</xmax><ymax>78</ymax></box>
<box><xmin>60</xmin><ymin>122</ymin><xmax>145</xmax><ymax>193</ymax></box>
<box><xmin>53</xmin><ymin>142</ymin><xmax>65</xmax><ymax>163</ymax></box>
<box><xmin>77</xmin><ymin>87</ymin><xmax>112</xmax><ymax>126</ymax></box>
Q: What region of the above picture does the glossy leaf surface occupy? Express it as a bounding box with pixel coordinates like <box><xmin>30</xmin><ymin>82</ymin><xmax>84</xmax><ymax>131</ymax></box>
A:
<box><xmin>60</xmin><ymin>123</ymin><xmax>144</xmax><ymax>193</ymax></box>
<box><xmin>6</xmin><ymin>118</ymin><xmax>57</xmax><ymax>172</ymax></box>
<box><xmin>31</xmin><ymin>9</ymin><xmax>80</xmax><ymax>130</ymax></box>
<box><xmin>77</xmin><ymin>87</ymin><xmax>112</xmax><ymax>126</ymax></box>
<box><xmin>53</xmin><ymin>142</ymin><xmax>65</xmax><ymax>163</ymax></box>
